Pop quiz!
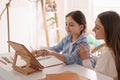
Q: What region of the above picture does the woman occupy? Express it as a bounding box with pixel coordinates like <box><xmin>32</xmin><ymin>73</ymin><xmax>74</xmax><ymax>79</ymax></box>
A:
<box><xmin>77</xmin><ymin>11</ymin><xmax>120</xmax><ymax>80</ymax></box>
<box><xmin>32</xmin><ymin>10</ymin><xmax>95</xmax><ymax>67</ymax></box>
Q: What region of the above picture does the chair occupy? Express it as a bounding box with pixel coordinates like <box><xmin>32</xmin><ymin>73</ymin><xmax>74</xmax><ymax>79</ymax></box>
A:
<box><xmin>91</xmin><ymin>43</ymin><xmax>106</xmax><ymax>62</ymax></box>
<box><xmin>91</xmin><ymin>43</ymin><xmax>106</xmax><ymax>56</ymax></box>
<box><xmin>91</xmin><ymin>43</ymin><xmax>105</xmax><ymax>53</ymax></box>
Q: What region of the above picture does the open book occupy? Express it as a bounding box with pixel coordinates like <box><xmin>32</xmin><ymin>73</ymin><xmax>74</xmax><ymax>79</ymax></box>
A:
<box><xmin>36</xmin><ymin>56</ymin><xmax>64</xmax><ymax>68</ymax></box>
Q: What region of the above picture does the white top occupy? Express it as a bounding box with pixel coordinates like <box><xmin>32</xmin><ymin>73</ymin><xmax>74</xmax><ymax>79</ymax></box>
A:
<box><xmin>82</xmin><ymin>47</ymin><xmax>117</xmax><ymax>80</ymax></box>
<box><xmin>68</xmin><ymin>42</ymin><xmax>73</xmax><ymax>54</ymax></box>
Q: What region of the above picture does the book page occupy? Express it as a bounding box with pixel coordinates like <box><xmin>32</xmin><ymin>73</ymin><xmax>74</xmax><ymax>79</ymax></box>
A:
<box><xmin>36</xmin><ymin>56</ymin><xmax>64</xmax><ymax>68</ymax></box>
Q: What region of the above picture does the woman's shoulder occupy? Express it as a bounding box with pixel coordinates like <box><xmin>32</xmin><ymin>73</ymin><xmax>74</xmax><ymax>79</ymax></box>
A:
<box><xmin>99</xmin><ymin>46</ymin><xmax>115</xmax><ymax>63</ymax></box>
<box><xmin>102</xmin><ymin>47</ymin><xmax>113</xmax><ymax>56</ymax></box>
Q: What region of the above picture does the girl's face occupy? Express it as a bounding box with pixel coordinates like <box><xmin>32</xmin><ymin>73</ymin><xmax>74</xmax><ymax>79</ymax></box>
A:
<box><xmin>65</xmin><ymin>16</ymin><xmax>83</xmax><ymax>36</ymax></box>
<box><xmin>92</xmin><ymin>18</ymin><xmax>105</xmax><ymax>39</ymax></box>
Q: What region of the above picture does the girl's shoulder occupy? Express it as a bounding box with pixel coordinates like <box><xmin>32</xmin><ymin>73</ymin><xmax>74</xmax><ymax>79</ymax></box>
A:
<box><xmin>61</xmin><ymin>35</ymin><xmax>71</xmax><ymax>41</ymax></box>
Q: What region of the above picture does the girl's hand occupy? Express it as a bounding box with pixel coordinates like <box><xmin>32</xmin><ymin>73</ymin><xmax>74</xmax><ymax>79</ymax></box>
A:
<box><xmin>31</xmin><ymin>50</ymin><xmax>38</xmax><ymax>56</ymax></box>
<box><xmin>32</xmin><ymin>49</ymin><xmax>52</xmax><ymax>57</ymax></box>
<box><xmin>77</xmin><ymin>44</ymin><xmax>89</xmax><ymax>60</ymax></box>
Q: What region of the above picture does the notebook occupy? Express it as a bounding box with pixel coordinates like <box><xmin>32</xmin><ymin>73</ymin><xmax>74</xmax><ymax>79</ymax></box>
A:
<box><xmin>36</xmin><ymin>56</ymin><xmax>64</xmax><ymax>68</ymax></box>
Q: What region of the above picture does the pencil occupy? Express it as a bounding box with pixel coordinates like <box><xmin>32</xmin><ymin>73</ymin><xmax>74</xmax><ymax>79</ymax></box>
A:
<box><xmin>0</xmin><ymin>59</ymin><xmax>7</xmax><ymax>65</ymax></box>
<box><xmin>45</xmin><ymin>63</ymin><xmax>64</xmax><ymax>68</ymax></box>
<box><xmin>30</xmin><ymin>45</ymin><xmax>34</xmax><ymax>51</ymax></box>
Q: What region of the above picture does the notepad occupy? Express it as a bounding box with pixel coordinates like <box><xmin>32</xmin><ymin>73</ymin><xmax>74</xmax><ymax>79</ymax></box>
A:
<box><xmin>36</xmin><ymin>56</ymin><xmax>64</xmax><ymax>68</ymax></box>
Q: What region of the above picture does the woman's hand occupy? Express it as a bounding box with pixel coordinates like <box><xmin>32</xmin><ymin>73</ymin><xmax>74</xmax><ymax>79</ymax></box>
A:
<box><xmin>77</xmin><ymin>44</ymin><xmax>89</xmax><ymax>60</ymax></box>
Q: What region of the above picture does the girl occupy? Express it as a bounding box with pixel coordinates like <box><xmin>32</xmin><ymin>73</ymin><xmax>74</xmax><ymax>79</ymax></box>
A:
<box><xmin>33</xmin><ymin>10</ymin><xmax>95</xmax><ymax>67</ymax></box>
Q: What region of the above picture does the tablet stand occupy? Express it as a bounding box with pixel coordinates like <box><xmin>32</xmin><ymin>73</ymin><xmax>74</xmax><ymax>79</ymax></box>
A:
<box><xmin>8</xmin><ymin>41</ymin><xmax>44</xmax><ymax>75</ymax></box>
<box><xmin>12</xmin><ymin>52</ymin><xmax>43</xmax><ymax>75</ymax></box>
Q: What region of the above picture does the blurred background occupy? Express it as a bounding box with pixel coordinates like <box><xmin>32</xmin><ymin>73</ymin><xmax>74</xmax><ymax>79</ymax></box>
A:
<box><xmin>0</xmin><ymin>0</ymin><xmax>120</xmax><ymax>53</ymax></box>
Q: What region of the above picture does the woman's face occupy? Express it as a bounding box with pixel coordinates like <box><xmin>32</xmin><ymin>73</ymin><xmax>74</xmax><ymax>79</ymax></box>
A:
<box><xmin>92</xmin><ymin>18</ymin><xmax>105</xmax><ymax>39</ymax></box>
<box><xmin>65</xmin><ymin>16</ymin><xmax>83</xmax><ymax>36</ymax></box>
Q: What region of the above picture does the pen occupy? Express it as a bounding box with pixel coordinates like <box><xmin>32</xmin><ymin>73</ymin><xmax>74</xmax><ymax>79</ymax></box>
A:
<box><xmin>0</xmin><ymin>59</ymin><xmax>7</xmax><ymax>65</ymax></box>
<box><xmin>30</xmin><ymin>46</ymin><xmax>38</xmax><ymax>57</ymax></box>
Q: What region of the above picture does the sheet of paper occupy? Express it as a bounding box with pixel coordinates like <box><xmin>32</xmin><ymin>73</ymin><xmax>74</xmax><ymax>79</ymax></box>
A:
<box><xmin>0</xmin><ymin>66</ymin><xmax>19</xmax><ymax>80</ymax></box>
<box><xmin>36</xmin><ymin>56</ymin><xmax>64</xmax><ymax>68</ymax></box>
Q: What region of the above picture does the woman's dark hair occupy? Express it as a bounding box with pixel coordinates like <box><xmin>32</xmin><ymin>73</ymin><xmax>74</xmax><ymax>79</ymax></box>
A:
<box><xmin>66</xmin><ymin>10</ymin><xmax>87</xmax><ymax>33</ymax></box>
<box><xmin>98</xmin><ymin>11</ymin><xmax>120</xmax><ymax>80</ymax></box>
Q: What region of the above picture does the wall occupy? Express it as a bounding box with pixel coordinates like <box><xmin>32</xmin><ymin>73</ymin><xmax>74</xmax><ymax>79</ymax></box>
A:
<box><xmin>0</xmin><ymin>0</ymin><xmax>65</xmax><ymax>53</ymax></box>
<box><xmin>0</xmin><ymin>0</ymin><xmax>120</xmax><ymax>53</ymax></box>
<box><xmin>63</xmin><ymin>0</ymin><xmax>93</xmax><ymax>35</ymax></box>
<box><xmin>0</xmin><ymin>0</ymin><xmax>39</xmax><ymax>53</ymax></box>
